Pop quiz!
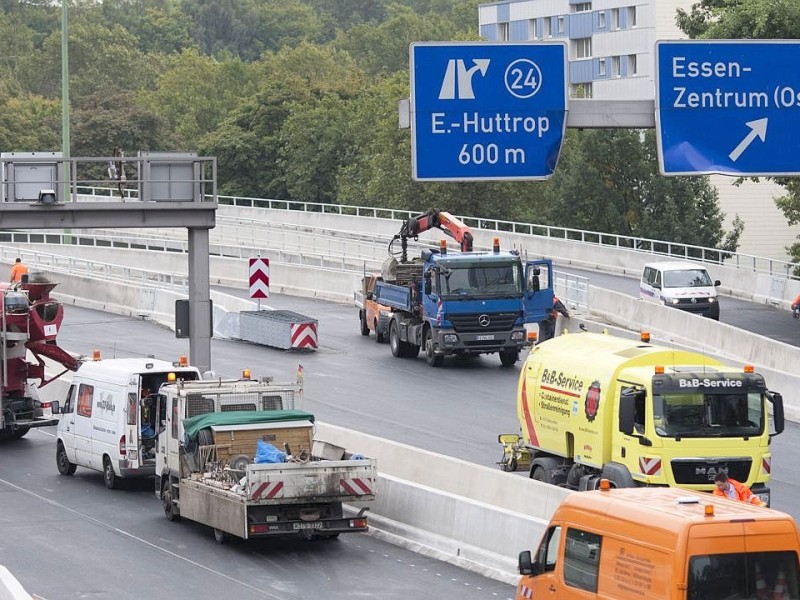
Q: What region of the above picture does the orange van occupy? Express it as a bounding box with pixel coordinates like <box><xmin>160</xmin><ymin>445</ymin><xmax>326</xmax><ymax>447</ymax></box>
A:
<box><xmin>516</xmin><ymin>485</ymin><xmax>800</xmax><ymax>600</ymax></box>
<box><xmin>357</xmin><ymin>273</ymin><xmax>392</xmax><ymax>342</ymax></box>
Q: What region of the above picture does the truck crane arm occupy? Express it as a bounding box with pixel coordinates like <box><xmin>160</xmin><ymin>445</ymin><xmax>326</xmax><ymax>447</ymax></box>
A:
<box><xmin>391</xmin><ymin>209</ymin><xmax>474</xmax><ymax>261</ymax></box>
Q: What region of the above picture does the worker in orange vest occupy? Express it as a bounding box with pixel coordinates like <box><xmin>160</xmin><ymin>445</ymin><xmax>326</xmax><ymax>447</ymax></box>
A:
<box><xmin>713</xmin><ymin>472</ymin><xmax>766</xmax><ymax>506</ymax></box>
<box><xmin>9</xmin><ymin>258</ymin><xmax>28</xmax><ymax>283</ymax></box>
<box><xmin>792</xmin><ymin>292</ymin><xmax>800</xmax><ymax>319</ymax></box>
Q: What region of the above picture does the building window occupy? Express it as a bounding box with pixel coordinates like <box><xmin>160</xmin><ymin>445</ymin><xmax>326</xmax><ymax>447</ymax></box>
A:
<box><xmin>611</xmin><ymin>8</ymin><xmax>620</xmax><ymax>30</ymax></box>
<box><xmin>528</xmin><ymin>18</ymin><xmax>537</xmax><ymax>39</ymax></box>
<box><xmin>571</xmin><ymin>83</ymin><xmax>593</xmax><ymax>98</ymax></box>
<box><xmin>498</xmin><ymin>22</ymin><xmax>509</xmax><ymax>41</ymax></box>
<box><xmin>628</xmin><ymin>54</ymin><xmax>637</xmax><ymax>75</ymax></box>
<box><xmin>543</xmin><ymin>18</ymin><xmax>552</xmax><ymax>38</ymax></box>
<box><xmin>612</xmin><ymin>55</ymin><xmax>621</xmax><ymax>77</ymax></box>
<box><xmin>557</xmin><ymin>16</ymin><xmax>565</xmax><ymax>34</ymax></box>
<box><xmin>628</xmin><ymin>6</ymin><xmax>637</xmax><ymax>27</ymax></box>
<box><xmin>598</xmin><ymin>10</ymin><xmax>606</xmax><ymax>28</ymax></box>
<box><xmin>573</xmin><ymin>2</ymin><xmax>592</xmax><ymax>12</ymax></box>
<box><xmin>598</xmin><ymin>57</ymin><xmax>606</xmax><ymax>76</ymax></box>
<box><xmin>575</xmin><ymin>37</ymin><xmax>592</xmax><ymax>59</ymax></box>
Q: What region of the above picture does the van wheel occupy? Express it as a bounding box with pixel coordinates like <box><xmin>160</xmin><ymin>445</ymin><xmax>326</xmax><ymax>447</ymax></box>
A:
<box><xmin>162</xmin><ymin>482</ymin><xmax>180</xmax><ymax>521</ymax></box>
<box><xmin>103</xmin><ymin>456</ymin><xmax>118</xmax><ymax>490</ymax></box>
<box><xmin>213</xmin><ymin>528</ymin><xmax>228</xmax><ymax>544</ymax></box>
<box><xmin>359</xmin><ymin>310</ymin><xmax>369</xmax><ymax>336</ymax></box>
<box><xmin>56</xmin><ymin>442</ymin><xmax>77</xmax><ymax>475</ymax></box>
<box><xmin>11</xmin><ymin>426</ymin><xmax>29</xmax><ymax>439</ymax></box>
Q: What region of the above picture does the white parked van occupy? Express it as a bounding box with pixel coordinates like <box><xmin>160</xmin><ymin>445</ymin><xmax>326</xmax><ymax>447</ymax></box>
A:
<box><xmin>639</xmin><ymin>261</ymin><xmax>721</xmax><ymax>320</ymax></box>
<box><xmin>56</xmin><ymin>357</ymin><xmax>200</xmax><ymax>489</ymax></box>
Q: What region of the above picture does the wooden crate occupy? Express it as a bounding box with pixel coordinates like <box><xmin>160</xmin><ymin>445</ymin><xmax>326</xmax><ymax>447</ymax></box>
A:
<box><xmin>211</xmin><ymin>424</ymin><xmax>313</xmax><ymax>463</ymax></box>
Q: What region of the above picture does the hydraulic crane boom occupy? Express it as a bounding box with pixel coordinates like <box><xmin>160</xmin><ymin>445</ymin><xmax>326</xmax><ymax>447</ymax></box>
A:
<box><xmin>391</xmin><ymin>209</ymin><xmax>474</xmax><ymax>261</ymax></box>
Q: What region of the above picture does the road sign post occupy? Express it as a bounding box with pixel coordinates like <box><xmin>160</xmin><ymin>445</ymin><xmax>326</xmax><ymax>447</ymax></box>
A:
<box><xmin>410</xmin><ymin>42</ymin><xmax>568</xmax><ymax>181</ymax></box>
<box><xmin>656</xmin><ymin>40</ymin><xmax>800</xmax><ymax>176</ymax></box>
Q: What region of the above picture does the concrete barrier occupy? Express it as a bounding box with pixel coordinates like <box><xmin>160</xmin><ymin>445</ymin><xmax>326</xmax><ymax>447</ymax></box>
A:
<box><xmin>0</xmin><ymin>566</ymin><xmax>32</xmax><ymax>600</ymax></box>
<box><xmin>316</xmin><ymin>422</ymin><xmax>570</xmax><ymax>582</ymax></box>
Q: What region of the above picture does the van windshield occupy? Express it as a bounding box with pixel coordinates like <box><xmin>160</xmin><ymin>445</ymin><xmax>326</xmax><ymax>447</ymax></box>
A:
<box><xmin>663</xmin><ymin>269</ymin><xmax>713</xmax><ymax>288</ymax></box>
<box><xmin>688</xmin><ymin>551</ymin><xmax>799</xmax><ymax>600</ymax></box>
<box><xmin>652</xmin><ymin>391</ymin><xmax>763</xmax><ymax>438</ymax></box>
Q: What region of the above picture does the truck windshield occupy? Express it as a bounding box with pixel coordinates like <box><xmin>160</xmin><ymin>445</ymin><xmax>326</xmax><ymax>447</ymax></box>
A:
<box><xmin>663</xmin><ymin>269</ymin><xmax>712</xmax><ymax>288</ymax></box>
<box><xmin>652</xmin><ymin>391</ymin><xmax>763</xmax><ymax>438</ymax></box>
<box><xmin>688</xmin><ymin>551</ymin><xmax>799</xmax><ymax>600</ymax></box>
<box><xmin>438</xmin><ymin>261</ymin><xmax>522</xmax><ymax>298</ymax></box>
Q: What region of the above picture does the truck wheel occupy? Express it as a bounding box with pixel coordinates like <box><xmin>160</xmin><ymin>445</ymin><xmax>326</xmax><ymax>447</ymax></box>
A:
<box><xmin>162</xmin><ymin>482</ymin><xmax>180</xmax><ymax>521</ymax></box>
<box><xmin>407</xmin><ymin>343</ymin><xmax>420</xmax><ymax>358</ymax></box>
<box><xmin>424</xmin><ymin>329</ymin><xmax>443</xmax><ymax>367</ymax></box>
<box><xmin>375</xmin><ymin>321</ymin><xmax>385</xmax><ymax>343</ymax></box>
<box><xmin>359</xmin><ymin>310</ymin><xmax>369</xmax><ymax>336</ymax></box>
<box><xmin>390</xmin><ymin>321</ymin><xmax>407</xmax><ymax>358</ymax></box>
<box><xmin>103</xmin><ymin>455</ymin><xmax>118</xmax><ymax>490</ymax></box>
<box><xmin>56</xmin><ymin>442</ymin><xmax>77</xmax><ymax>476</ymax></box>
<box><xmin>499</xmin><ymin>349</ymin><xmax>519</xmax><ymax>367</ymax></box>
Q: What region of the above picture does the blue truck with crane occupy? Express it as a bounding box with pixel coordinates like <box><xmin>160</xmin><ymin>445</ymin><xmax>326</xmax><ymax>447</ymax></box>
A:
<box><xmin>373</xmin><ymin>210</ymin><xmax>555</xmax><ymax>367</ymax></box>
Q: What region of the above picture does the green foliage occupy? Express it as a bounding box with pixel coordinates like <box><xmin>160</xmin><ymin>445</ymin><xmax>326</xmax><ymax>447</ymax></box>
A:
<box><xmin>138</xmin><ymin>49</ymin><xmax>259</xmax><ymax>146</ymax></box>
<box><xmin>540</xmin><ymin>130</ymin><xmax>730</xmax><ymax>249</ymax></box>
<box><xmin>676</xmin><ymin>0</ymin><xmax>800</xmax><ymax>39</ymax></box>
<box><xmin>334</xmin><ymin>3</ymin><xmax>477</xmax><ymax>76</ymax></box>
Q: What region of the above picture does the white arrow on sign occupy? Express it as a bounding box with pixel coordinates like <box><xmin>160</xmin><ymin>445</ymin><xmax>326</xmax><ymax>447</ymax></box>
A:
<box><xmin>729</xmin><ymin>118</ymin><xmax>768</xmax><ymax>162</ymax></box>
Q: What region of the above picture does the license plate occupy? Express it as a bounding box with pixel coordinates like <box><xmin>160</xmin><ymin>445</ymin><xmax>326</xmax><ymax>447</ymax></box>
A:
<box><xmin>293</xmin><ymin>521</ymin><xmax>323</xmax><ymax>530</ymax></box>
<box><xmin>476</xmin><ymin>334</ymin><xmax>495</xmax><ymax>341</ymax></box>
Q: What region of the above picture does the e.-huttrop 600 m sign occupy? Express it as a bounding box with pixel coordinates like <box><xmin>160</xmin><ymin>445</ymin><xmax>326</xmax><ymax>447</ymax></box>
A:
<box><xmin>656</xmin><ymin>40</ymin><xmax>800</xmax><ymax>176</ymax></box>
<box><xmin>410</xmin><ymin>42</ymin><xmax>568</xmax><ymax>181</ymax></box>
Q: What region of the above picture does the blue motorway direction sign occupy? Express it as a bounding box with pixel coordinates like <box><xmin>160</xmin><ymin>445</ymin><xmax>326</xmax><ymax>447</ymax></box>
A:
<box><xmin>410</xmin><ymin>42</ymin><xmax>568</xmax><ymax>181</ymax></box>
<box><xmin>656</xmin><ymin>40</ymin><xmax>800</xmax><ymax>176</ymax></box>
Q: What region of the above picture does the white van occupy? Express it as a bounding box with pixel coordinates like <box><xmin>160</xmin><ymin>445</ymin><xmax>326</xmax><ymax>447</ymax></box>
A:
<box><xmin>56</xmin><ymin>358</ymin><xmax>200</xmax><ymax>489</ymax></box>
<box><xmin>639</xmin><ymin>261</ymin><xmax>721</xmax><ymax>320</ymax></box>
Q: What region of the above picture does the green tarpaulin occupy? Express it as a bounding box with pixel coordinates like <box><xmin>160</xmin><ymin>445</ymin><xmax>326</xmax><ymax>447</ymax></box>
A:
<box><xmin>182</xmin><ymin>409</ymin><xmax>315</xmax><ymax>440</ymax></box>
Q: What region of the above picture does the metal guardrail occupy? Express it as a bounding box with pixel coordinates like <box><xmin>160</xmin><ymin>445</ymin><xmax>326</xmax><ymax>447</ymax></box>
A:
<box><xmin>205</xmin><ymin>193</ymin><xmax>800</xmax><ymax>281</ymax></box>
<box><xmin>70</xmin><ymin>185</ymin><xmax>798</xmax><ymax>280</ymax></box>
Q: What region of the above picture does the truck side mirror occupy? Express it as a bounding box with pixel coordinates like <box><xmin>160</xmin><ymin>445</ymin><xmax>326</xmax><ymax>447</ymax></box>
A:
<box><xmin>424</xmin><ymin>271</ymin><xmax>432</xmax><ymax>295</ymax></box>
<box><xmin>518</xmin><ymin>550</ymin><xmax>534</xmax><ymax>575</ymax></box>
<box><xmin>714</xmin><ymin>279</ymin><xmax>721</xmax><ymax>287</ymax></box>
<box><xmin>51</xmin><ymin>401</ymin><xmax>60</xmax><ymax>415</ymax></box>
<box><xmin>619</xmin><ymin>391</ymin><xmax>635</xmax><ymax>435</ymax></box>
<box><xmin>768</xmin><ymin>391</ymin><xmax>785</xmax><ymax>436</ymax></box>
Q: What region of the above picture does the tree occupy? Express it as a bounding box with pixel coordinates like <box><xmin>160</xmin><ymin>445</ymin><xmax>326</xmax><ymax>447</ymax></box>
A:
<box><xmin>201</xmin><ymin>42</ymin><xmax>364</xmax><ymax>199</ymax></box>
<box><xmin>540</xmin><ymin>129</ymin><xmax>739</xmax><ymax>250</ymax></box>
<box><xmin>676</xmin><ymin>0</ymin><xmax>800</xmax><ymax>264</ymax></box>
<box><xmin>138</xmin><ymin>49</ymin><xmax>259</xmax><ymax>147</ymax></box>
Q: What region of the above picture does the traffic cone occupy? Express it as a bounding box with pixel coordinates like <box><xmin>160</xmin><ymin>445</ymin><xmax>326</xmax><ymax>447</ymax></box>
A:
<box><xmin>773</xmin><ymin>570</ymin><xmax>789</xmax><ymax>600</ymax></box>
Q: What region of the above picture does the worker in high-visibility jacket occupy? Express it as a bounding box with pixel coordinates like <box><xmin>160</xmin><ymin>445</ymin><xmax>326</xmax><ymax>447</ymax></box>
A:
<box><xmin>713</xmin><ymin>472</ymin><xmax>766</xmax><ymax>506</ymax></box>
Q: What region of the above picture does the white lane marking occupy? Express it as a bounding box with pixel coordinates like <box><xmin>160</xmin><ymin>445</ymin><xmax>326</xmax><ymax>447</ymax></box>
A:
<box><xmin>0</xmin><ymin>476</ymin><xmax>286</xmax><ymax>599</ymax></box>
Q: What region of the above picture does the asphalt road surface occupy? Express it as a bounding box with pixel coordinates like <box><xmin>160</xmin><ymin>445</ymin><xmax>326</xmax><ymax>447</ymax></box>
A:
<box><xmin>0</xmin><ymin>426</ymin><xmax>515</xmax><ymax>599</ymax></box>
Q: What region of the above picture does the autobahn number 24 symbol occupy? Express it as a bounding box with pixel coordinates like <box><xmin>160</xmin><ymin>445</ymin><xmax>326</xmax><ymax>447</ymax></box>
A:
<box><xmin>505</xmin><ymin>59</ymin><xmax>543</xmax><ymax>99</ymax></box>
